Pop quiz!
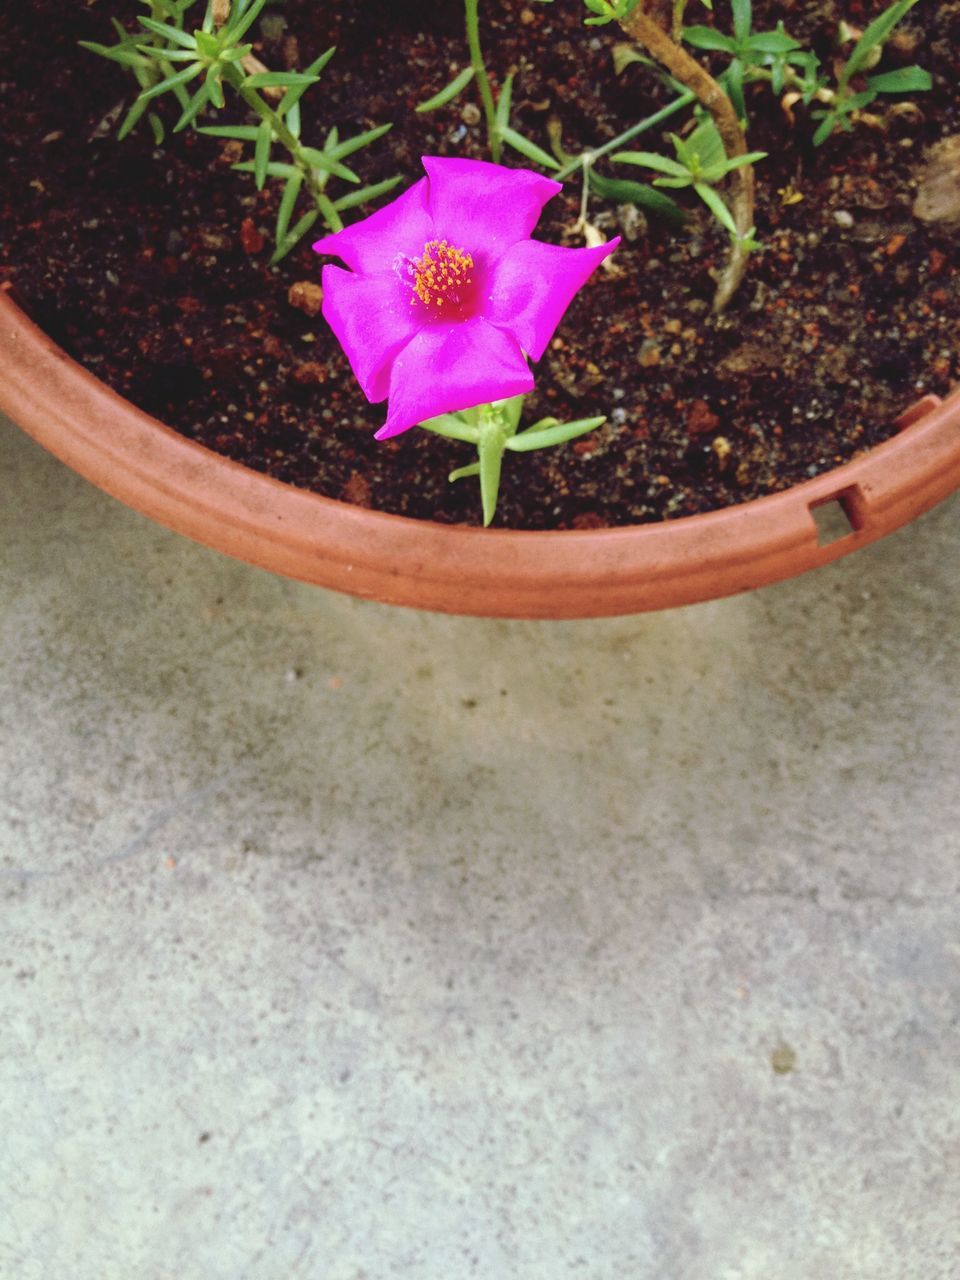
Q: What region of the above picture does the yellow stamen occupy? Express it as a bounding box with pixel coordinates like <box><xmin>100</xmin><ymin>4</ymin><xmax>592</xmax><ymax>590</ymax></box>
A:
<box><xmin>411</xmin><ymin>239</ymin><xmax>474</xmax><ymax>310</ymax></box>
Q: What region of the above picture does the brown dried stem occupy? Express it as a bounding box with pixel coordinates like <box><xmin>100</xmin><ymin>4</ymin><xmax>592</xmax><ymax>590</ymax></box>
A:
<box><xmin>618</xmin><ymin>4</ymin><xmax>756</xmax><ymax>312</ymax></box>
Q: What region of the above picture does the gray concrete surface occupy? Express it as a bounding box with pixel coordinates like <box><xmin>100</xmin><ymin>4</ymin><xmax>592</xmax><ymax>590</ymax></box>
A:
<box><xmin>1</xmin><ymin>413</ymin><xmax>958</xmax><ymax>1280</ymax></box>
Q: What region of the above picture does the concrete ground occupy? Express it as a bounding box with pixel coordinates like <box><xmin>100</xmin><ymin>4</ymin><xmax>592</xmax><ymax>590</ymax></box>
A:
<box><xmin>1</xmin><ymin>413</ymin><xmax>958</xmax><ymax>1280</ymax></box>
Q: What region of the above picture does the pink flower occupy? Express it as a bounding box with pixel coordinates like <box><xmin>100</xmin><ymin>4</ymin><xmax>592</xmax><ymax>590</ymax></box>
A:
<box><xmin>313</xmin><ymin>156</ymin><xmax>619</xmax><ymax>439</ymax></box>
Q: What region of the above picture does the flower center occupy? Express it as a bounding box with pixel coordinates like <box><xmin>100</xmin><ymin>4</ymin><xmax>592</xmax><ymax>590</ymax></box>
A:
<box><xmin>409</xmin><ymin>239</ymin><xmax>475</xmax><ymax>315</ymax></box>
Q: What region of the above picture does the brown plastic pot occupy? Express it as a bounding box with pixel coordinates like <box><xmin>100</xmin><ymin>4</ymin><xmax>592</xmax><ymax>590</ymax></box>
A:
<box><xmin>2</xmin><ymin>288</ymin><xmax>959</xmax><ymax>618</ymax></box>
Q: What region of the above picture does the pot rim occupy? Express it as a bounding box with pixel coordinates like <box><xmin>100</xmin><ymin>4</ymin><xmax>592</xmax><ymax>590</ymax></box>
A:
<box><xmin>2</xmin><ymin>289</ymin><xmax>959</xmax><ymax>618</ymax></box>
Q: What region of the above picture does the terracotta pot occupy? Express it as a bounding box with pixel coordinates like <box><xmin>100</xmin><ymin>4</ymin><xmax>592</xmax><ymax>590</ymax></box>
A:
<box><xmin>2</xmin><ymin>289</ymin><xmax>959</xmax><ymax>618</ymax></box>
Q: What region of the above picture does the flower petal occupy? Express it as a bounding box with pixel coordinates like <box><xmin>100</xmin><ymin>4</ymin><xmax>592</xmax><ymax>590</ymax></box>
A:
<box><xmin>422</xmin><ymin>156</ymin><xmax>561</xmax><ymax>262</ymax></box>
<box><xmin>312</xmin><ymin>178</ymin><xmax>434</xmax><ymax>275</ymax></box>
<box><xmin>321</xmin><ymin>265</ymin><xmax>421</xmax><ymax>403</ymax></box>
<box><xmin>376</xmin><ymin>318</ymin><xmax>533</xmax><ymax>439</ymax></box>
<box><xmin>485</xmin><ymin>236</ymin><xmax>621</xmax><ymax>361</ymax></box>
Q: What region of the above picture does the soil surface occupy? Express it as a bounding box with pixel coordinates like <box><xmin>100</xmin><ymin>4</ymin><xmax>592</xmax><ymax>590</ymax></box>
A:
<box><xmin>2</xmin><ymin>0</ymin><xmax>959</xmax><ymax>528</ymax></box>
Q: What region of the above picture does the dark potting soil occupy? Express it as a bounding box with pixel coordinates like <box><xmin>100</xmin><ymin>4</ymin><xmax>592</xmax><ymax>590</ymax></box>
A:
<box><xmin>2</xmin><ymin>0</ymin><xmax>959</xmax><ymax>528</ymax></box>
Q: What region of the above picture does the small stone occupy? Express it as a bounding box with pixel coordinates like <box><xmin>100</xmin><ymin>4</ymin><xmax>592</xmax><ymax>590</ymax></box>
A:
<box><xmin>718</xmin><ymin>342</ymin><xmax>781</xmax><ymax>377</ymax></box>
<box><xmin>198</xmin><ymin>227</ymin><xmax>231</xmax><ymax>252</ymax></box>
<box><xmin>711</xmin><ymin>435</ymin><xmax>732</xmax><ymax>461</ymax></box>
<box><xmin>282</xmin><ymin>34</ymin><xmax>301</xmax><ymax>70</ymax></box>
<box><xmin>889</xmin><ymin>27</ymin><xmax>920</xmax><ymax>57</ymax></box>
<box><xmin>638</xmin><ymin>340</ymin><xmax>662</xmax><ymax>368</ymax></box>
<box><xmin>687</xmin><ymin>399</ymin><xmax>720</xmax><ymax>436</ymax></box>
<box><xmin>833</xmin><ymin>210</ymin><xmax>854</xmax><ymax>229</ymax></box>
<box><xmin>520</xmin><ymin>7</ymin><xmax>536</xmax><ymax>23</ymax></box>
<box><xmin>287</xmin><ymin>280</ymin><xmax>324</xmax><ymax>316</ymax></box>
<box><xmin>240</xmin><ymin>217</ymin><xmax>264</xmax><ymax>255</ymax></box>
<box><xmin>929</xmin><ymin>248</ymin><xmax>948</xmax><ymax>277</ymax></box>
<box><xmin>913</xmin><ymin>134</ymin><xmax>960</xmax><ymax>228</ymax></box>
<box><xmin>771</xmin><ymin>1043</ymin><xmax>796</xmax><ymax>1075</ymax></box>
<box><xmin>461</xmin><ymin>103</ymin><xmax>482</xmax><ymax>126</ymax></box>
<box><xmin>260</xmin><ymin>13</ymin><xmax>287</xmax><ymax>43</ymax></box>
<box><xmin>616</xmin><ymin>202</ymin><xmax>647</xmax><ymax>242</ymax></box>
<box><xmin>292</xmin><ymin>361</ymin><xmax>327</xmax><ymax>385</ymax></box>
<box><xmin>343</xmin><ymin>472</ymin><xmax>372</xmax><ymax>508</ymax></box>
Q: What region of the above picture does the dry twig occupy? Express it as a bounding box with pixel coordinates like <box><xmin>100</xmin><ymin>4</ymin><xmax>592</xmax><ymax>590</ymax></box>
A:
<box><xmin>617</xmin><ymin>2</ymin><xmax>756</xmax><ymax>311</ymax></box>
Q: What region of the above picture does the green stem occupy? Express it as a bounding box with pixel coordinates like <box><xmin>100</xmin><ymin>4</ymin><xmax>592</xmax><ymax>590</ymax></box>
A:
<box><xmin>553</xmin><ymin>90</ymin><xmax>695</xmax><ymax>182</ymax></box>
<box><xmin>236</xmin><ymin>80</ymin><xmax>341</xmax><ymax>228</ymax></box>
<box><xmin>477</xmin><ymin>405</ymin><xmax>507</xmax><ymax>527</ymax></box>
<box><xmin>464</xmin><ymin>0</ymin><xmax>500</xmax><ymax>163</ymax></box>
<box><xmin>672</xmin><ymin>1</ymin><xmax>688</xmax><ymax>42</ymax></box>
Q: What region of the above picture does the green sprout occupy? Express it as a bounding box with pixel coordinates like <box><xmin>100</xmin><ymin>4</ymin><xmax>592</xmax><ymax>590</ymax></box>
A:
<box><xmin>612</xmin><ymin>116</ymin><xmax>764</xmax><ymax>248</ymax></box>
<box><xmin>81</xmin><ymin>0</ymin><xmax>401</xmax><ymax>261</ymax></box>
<box><xmin>415</xmin><ymin>0</ymin><xmax>559</xmax><ymax>172</ymax></box>
<box><xmin>419</xmin><ymin>395</ymin><xmax>606</xmax><ymax>527</ymax></box>
<box><xmin>809</xmin><ymin>0</ymin><xmax>932</xmax><ymax>146</ymax></box>
<box><xmin>680</xmin><ymin>0</ymin><xmax>930</xmax><ymax>144</ymax></box>
<box><xmin>682</xmin><ymin>0</ymin><xmax>813</xmax><ymax>123</ymax></box>
<box><xmin>79</xmin><ymin>0</ymin><xmax>199</xmax><ymax>144</ymax></box>
<box><xmin>582</xmin><ymin>0</ymin><xmax>642</xmax><ymax>27</ymax></box>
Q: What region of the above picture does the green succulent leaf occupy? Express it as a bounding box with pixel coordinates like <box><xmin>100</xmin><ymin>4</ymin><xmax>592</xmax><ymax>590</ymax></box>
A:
<box><xmin>587</xmin><ymin>171</ymin><xmax>686</xmax><ymax>224</ymax></box>
<box><xmin>227</xmin><ymin>0</ymin><xmax>272</xmax><ymax>42</ymax></box>
<box><xmin>245</xmin><ymin>71</ymin><xmax>321</xmax><ymax>89</ymax></box>
<box><xmin>867</xmin><ymin>65</ymin><xmax>932</xmax><ymax>94</ymax></box>
<box><xmin>275</xmin><ymin>170</ymin><xmax>304</xmax><ymax>245</ymax></box>
<box><xmin>612</xmin><ymin>150</ymin><xmax>691</xmax><ymax>178</ymax></box>
<box><xmin>137</xmin><ymin>62</ymin><xmax>202</xmax><ymax>102</ymax></box>
<box><xmin>506</xmin><ymin>416</ymin><xmax>605</xmax><ymax>452</ymax></box>
<box><xmin>731</xmin><ymin>0</ymin><xmax>752</xmax><ymax>45</ymax></box>
<box><xmin>137</xmin><ymin>17</ymin><xmax>197</xmax><ymax>49</ymax></box>
<box><xmin>419</xmin><ymin>414</ymin><xmax>482</xmax><ymax>444</ymax></box>
<box><xmin>197</xmin><ymin>124</ymin><xmax>262</xmax><ymax>140</ymax></box>
<box><xmin>325</xmin><ymin>123</ymin><xmax>393</xmax><ymax>161</ymax></box>
<box><xmin>331</xmin><ymin>176</ymin><xmax>405</xmax><ymax>212</ymax></box>
<box><xmin>77</xmin><ymin>40</ymin><xmax>151</xmax><ymax>69</ymax></box>
<box><xmin>174</xmin><ymin>81</ymin><xmax>212</xmax><ymax>131</ymax></box>
<box><xmin>746</xmin><ymin>31</ymin><xmax>801</xmax><ymax>54</ymax></box>
<box><xmin>253</xmin><ymin>119</ymin><xmax>272</xmax><ymax>189</ymax></box>
<box><xmin>416</xmin><ymin>66</ymin><xmax>477</xmax><ymax>112</ymax></box>
<box><xmin>682</xmin><ymin>25</ymin><xmax>736</xmax><ymax>52</ymax></box>
<box><xmin>299</xmin><ymin>147</ymin><xmax>360</xmax><ymax>183</ymax></box>
<box><xmin>495</xmin><ymin>72</ymin><xmax>515</xmax><ymax>132</ymax></box>
<box><xmin>695</xmin><ymin>181</ymin><xmax>737</xmax><ymax>234</ymax></box>
<box><xmin>842</xmin><ymin>0</ymin><xmax>919</xmax><ymax>87</ymax></box>
<box><xmin>269</xmin><ymin>209</ymin><xmax>320</xmax><ymax>265</ymax></box>
<box><xmin>499</xmin><ymin>126</ymin><xmax>561</xmax><ymax>170</ymax></box>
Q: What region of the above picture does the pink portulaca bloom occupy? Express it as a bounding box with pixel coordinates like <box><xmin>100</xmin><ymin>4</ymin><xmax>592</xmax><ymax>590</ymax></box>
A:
<box><xmin>313</xmin><ymin>156</ymin><xmax>619</xmax><ymax>439</ymax></box>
